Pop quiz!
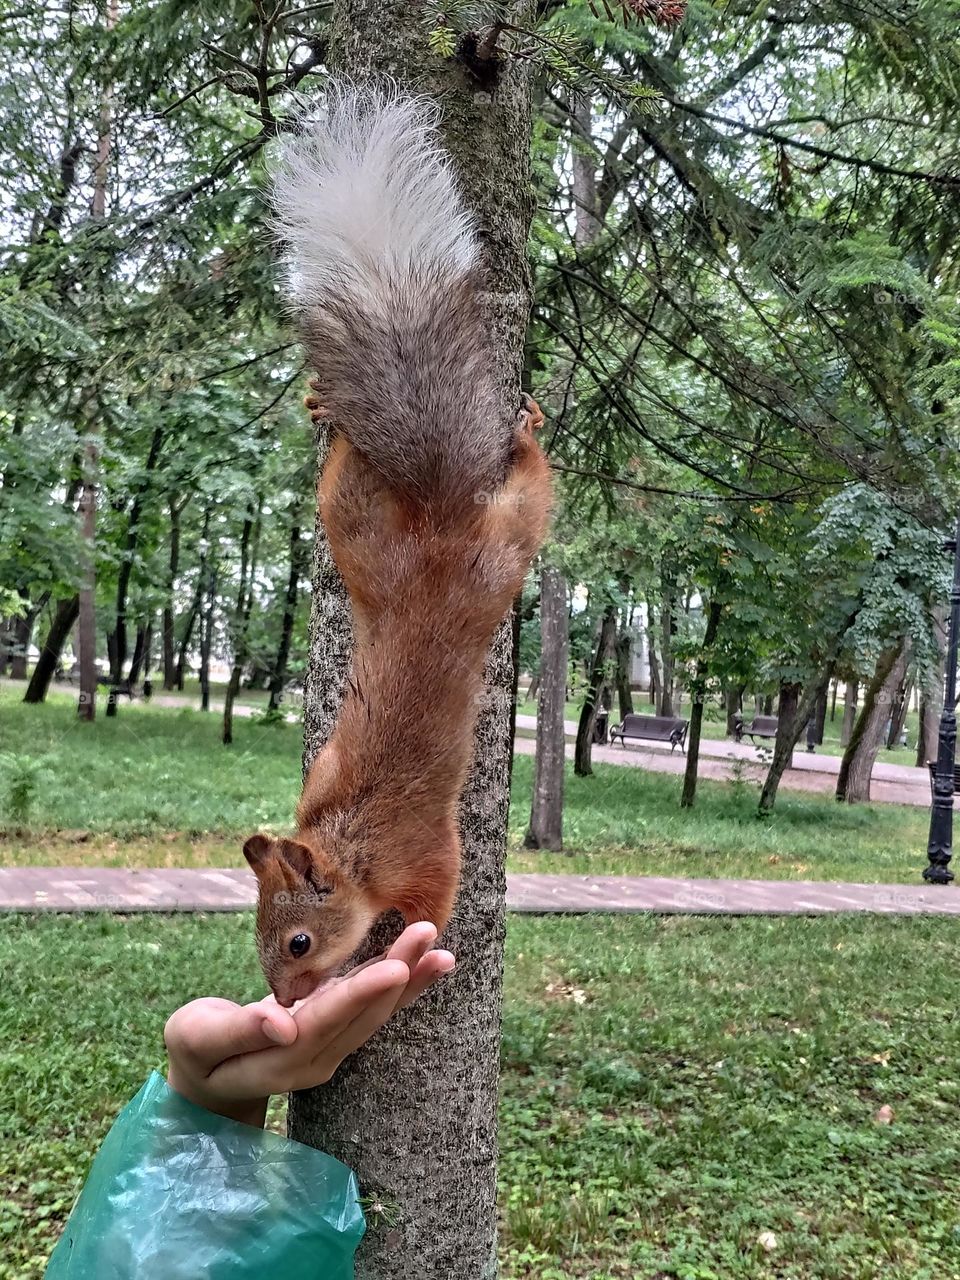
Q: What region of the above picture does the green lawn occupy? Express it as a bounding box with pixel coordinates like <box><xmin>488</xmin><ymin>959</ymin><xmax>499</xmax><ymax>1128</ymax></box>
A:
<box><xmin>0</xmin><ymin>687</ymin><xmax>930</xmax><ymax>882</ymax></box>
<box><xmin>2</xmin><ymin>911</ymin><xmax>959</xmax><ymax>1279</ymax></box>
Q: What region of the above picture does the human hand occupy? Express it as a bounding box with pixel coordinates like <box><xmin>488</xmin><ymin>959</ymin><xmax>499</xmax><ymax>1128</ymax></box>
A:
<box><xmin>164</xmin><ymin>922</ymin><xmax>454</xmax><ymax>1127</ymax></box>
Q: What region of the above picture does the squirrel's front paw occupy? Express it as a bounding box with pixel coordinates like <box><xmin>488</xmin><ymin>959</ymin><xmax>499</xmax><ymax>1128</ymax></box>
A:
<box><xmin>517</xmin><ymin>393</ymin><xmax>544</xmax><ymax>436</ymax></box>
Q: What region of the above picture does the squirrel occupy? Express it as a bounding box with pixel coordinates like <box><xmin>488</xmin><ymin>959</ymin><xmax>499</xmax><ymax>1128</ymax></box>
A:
<box><xmin>242</xmin><ymin>83</ymin><xmax>553</xmax><ymax>1007</ymax></box>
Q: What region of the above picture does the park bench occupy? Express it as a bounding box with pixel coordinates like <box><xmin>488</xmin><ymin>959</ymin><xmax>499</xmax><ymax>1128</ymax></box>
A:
<box><xmin>735</xmin><ymin>714</ymin><xmax>779</xmax><ymax>744</ymax></box>
<box><xmin>927</xmin><ymin>762</ymin><xmax>960</xmax><ymax>796</ymax></box>
<box><xmin>609</xmin><ymin>713</ymin><xmax>689</xmax><ymax>753</ymax></box>
<box><xmin>96</xmin><ymin>674</ymin><xmax>134</xmax><ymax>700</ymax></box>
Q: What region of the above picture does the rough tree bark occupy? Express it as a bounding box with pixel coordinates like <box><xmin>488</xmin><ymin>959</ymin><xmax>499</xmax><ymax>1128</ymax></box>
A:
<box><xmin>23</xmin><ymin>596</ymin><xmax>79</xmax><ymax>703</ymax></box>
<box><xmin>574</xmin><ymin>602</ymin><xmax>617</xmax><ymax>777</ymax></box>
<box><xmin>524</xmin><ymin>564</ymin><xmax>568</xmax><ymax>851</ymax></box>
<box><xmin>837</xmin><ymin>640</ymin><xmax>909</xmax><ymax>803</ymax></box>
<box><xmin>288</xmin><ymin>12</ymin><xmax>536</xmax><ymax>1278</ymax></box>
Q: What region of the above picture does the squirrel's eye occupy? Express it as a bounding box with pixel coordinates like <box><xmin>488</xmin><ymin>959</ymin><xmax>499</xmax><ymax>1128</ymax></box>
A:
<box><xmin>289</xmin><ymin>933</ymin><xmax>311</xmax><ymax>959</ymax></box>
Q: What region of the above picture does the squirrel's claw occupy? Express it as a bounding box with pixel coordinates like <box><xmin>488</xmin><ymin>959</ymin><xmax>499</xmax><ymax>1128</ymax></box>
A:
<box><xmin>305</xmin><ymin>376</ymin><xmax>331</xmax><ymax>423</ymax></box>
<box><xmin>517</xmin><ymin>393</ymin><xmax>544</xmax><ymax>435</ymax></box>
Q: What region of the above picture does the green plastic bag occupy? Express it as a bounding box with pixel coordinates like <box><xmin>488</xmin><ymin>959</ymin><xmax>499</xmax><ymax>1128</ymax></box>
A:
<box><xmin>45</xmin><ymin>1072</ymin><xmax>365</xmax><ymax>1278</ymax></box>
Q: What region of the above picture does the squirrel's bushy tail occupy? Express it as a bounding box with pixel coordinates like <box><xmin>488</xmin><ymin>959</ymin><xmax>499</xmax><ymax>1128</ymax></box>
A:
<box><xmin>273</xmin><ymin>82</ymin><xmax>510</xmax><ymax>507</ymax></box>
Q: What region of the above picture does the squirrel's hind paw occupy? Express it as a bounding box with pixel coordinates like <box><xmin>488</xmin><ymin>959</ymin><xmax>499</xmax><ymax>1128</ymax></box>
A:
<box><xmin>305</xmin><ymin>376</ymin><xmax>331</xmax><ymax>424</ymax></box>
<box><xmin>517</xmin><ymin>393</ymin><xmax>545</xmax><ymax>435</ymax></box>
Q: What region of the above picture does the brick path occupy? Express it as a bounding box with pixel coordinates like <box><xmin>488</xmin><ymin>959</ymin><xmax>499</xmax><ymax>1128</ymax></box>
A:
<box><xmin>1</xmin><ymin>866</ymin><xmax>957</xmax><ymax>916</ymax></box>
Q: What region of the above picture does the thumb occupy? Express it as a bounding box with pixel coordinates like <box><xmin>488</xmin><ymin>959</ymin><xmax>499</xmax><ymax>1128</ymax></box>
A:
<box><xmin>165</xmin><ymin>997</ymin><xmax>298</xmax><ymax>1073</ymax></box>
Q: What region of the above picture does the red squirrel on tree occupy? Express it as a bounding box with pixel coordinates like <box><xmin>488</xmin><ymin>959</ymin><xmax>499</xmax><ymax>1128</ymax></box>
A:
<box><xmin>242</xmin><ymin>84</ymin><xmax>552</xmax><ymax>1007</ymax></box>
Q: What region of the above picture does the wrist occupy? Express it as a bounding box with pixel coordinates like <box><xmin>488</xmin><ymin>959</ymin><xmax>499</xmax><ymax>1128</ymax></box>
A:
<box><xmin>165</xmin><ymin>1068</ymin><xmax>269</xmax><ymax>1129</ymax></box>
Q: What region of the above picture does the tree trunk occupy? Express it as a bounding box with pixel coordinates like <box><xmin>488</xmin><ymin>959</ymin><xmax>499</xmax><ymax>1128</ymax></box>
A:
<box><xmin>8</xmin><ymin>609</ymin><xmax>35</xmax><ymax>680</ymax></box>
<box><xmin>725</xmin><ymin>684</ymin><xmax>743</xmax><ymax>737</ymax></box>
<box><xmin>76</xmin><ymin>435</ymin><xmax>97</xmax><ymax>722</ymax></box>
<box><xmin>840</xmin><ymin>680</ymin><xmax>859</xmax><ymax>746</ymax></box>
<box><xmin>162</xmin><ymin>498</ymin><xmax>184</xmax><ymax>689</ymax></box>
<box><xmin>646</xmin><ymin>601</ymin><xmax>661</xmax><ymax>707</ymax></box>
<box><xmin>108</xmin><ymin>423</ymin><xmax>163</xmax><ymax>680</ymax></box>
<box><xmin>76</xmin><ymin>0</ymin><xmax>115</xmax><ymax>722</ymax></box>
<box><xmin>198</xmin><ymin>565</ymin><xmax>217</xmax><ymax>713</ymax></box>
<box><xmin>287</xmin><ymin>18</ymin><xmax>535</xmax><ymax>1279</ymax></box>
<box><xmin>223</xmin><ymin>501</ymin><xmax>263</xmax><ymax>745</ymax></box>
<box><xmin>524</xmin><ymin>564</ymin><xmax>567</xmax><ymax>850</ymax></box>
<box><xmin>128</xmin><ymin>620</ymin><xmax>151</xmax><ymax>686</ymax></box>
<box><xmin>175</xmin><ymin>508</ymin><xmax>211</xmax><ymax>691</ymax></box>
<box><xmin>23</xmin><ymin>596</ymin><xmax>79</xmax><ymax>703</ymax></box>
<box><xmin>574</xmin><ymin>602</ymin><xmax>617</xmax><ymax>777</ymax></box>
<box><xmin>917</xmin><ymin>607</ymin><xmax>946</xmax><ymax>766</ymax></box>
<box><xmin>657</xmin><ymin>574</ymin><xmax>676</xmax><ymax>717</ymax></box>
<box><xmin>837</xmin><ymin>640</ymin><xmax>909</xmax><ymax>803</ymax></box>
<box><xmin>615</xmin><ymin>624</ymin><xmax>634</xmax><ymax>722</ymax></box>
<box><xmin>680</xmin><ymin>600</ymin><xmax>723</xmax><ymax>808</ymax></box>
<box><xmin>886</xmin><ymin>674</ymin><xmax>913</xmax><ymax>749</ymax></box>
<box><xmin>757</xmin><ymin>675</ymin><xmax>828</xmax><ymax>814</ymax></box>
<box><xmin>829</xmin><ymin>678</ymin><xmax>838</xmax><ymax>721</ymax></box>
<box><xmin>267</xmin><ymin>511</ymin><xmax>306</xmax><ymax>713</ymax></box>
<box><xmin>805</xmin><ymin>686</ymin><xmax>828</xmax><ymax>749</ymax></box>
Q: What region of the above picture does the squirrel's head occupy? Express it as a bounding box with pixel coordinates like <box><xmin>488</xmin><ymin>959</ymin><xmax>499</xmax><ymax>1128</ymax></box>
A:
<box><xmin>242</xmin><ymin>833</ymin><xmax>378</xmax><ymax>1006</ymax></box>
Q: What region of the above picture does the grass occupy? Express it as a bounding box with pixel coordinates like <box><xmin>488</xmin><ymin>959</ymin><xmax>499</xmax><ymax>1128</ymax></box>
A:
<box><xmin>0</xmin><ymin>686</ymin><xmax>929</xmax><ymax>882</ymax></box>
<box><xmin>1</xmin><ymin>911</ymin><xmax>959</xmax><ymax>1279</ymax></box>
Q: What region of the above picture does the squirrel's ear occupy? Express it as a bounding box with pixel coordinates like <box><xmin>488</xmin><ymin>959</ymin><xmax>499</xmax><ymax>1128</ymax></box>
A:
<box><xmin>243</xmin><ymin>833</ymin><xmax>275</xmax><ymax>875</ymax></box>
<box><xmin>278</xmin><ymin>838</ymin><xmax>314</xmax><ymax>882</ymax></box>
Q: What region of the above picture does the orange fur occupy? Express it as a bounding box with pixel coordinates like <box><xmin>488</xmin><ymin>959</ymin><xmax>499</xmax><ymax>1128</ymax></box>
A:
<box><xmin>243</xmin><ymin>397</ymin><xmax>551</xmax><ymax>1005</ymax></box>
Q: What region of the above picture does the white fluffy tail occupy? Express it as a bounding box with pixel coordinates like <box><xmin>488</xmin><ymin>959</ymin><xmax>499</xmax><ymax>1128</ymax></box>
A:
<box><xmin>273</xmin><ymin>83</ymin><xmax>477</xmax><ymax>308</ymax></box>
<box><xmin>270</xmin><ymin>82</ymin><xmax>510</xmax><ymax>506</ymax></box>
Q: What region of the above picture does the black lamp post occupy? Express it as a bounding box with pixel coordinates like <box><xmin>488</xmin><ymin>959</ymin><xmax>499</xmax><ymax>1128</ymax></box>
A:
<box><xmin>923</xmin><ymin>517</ymin><xmax>960</xmax><ymax>884</ymax></box>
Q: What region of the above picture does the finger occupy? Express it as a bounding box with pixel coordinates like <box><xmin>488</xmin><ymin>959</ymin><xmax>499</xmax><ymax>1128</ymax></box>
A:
<box><xmin>395</xmin><ymin>948</ymin><xmax>455</xmax><ymax>1011</ymax></box>
<box><xmin>293</xmin><ymin>959</ymin><xmax>410</xmax><ymax>1048</ymax></box>
<box><xmin>339</xmin><ymin>921</ymin><xmax>439</xmax><ymax>985</ymax></box>
<box><xmin>164</xmin><ymin>998</ymin><xmax>298</xmax><ymax>1073</ymax></box>
<box><xmin>385</xmin><ymin>921</ymin><xmax>438</xmax><ymax>970</ymax></box>
<box><xmin>310</xmin><ymin>975</ymin><xmax>412</xmax><ymax>1074</ymax></box>
<box><xmin>208</xmin><ymin>960</ymin><xmax>412</xmax><ymax>1101</ymax></box>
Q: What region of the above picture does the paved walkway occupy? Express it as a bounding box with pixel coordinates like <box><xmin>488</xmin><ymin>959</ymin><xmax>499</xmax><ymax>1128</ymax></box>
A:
<box><xmin>1</xmin><ymin>867</ymin><xmax>956</xmax><ymax>916</ymax></box>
